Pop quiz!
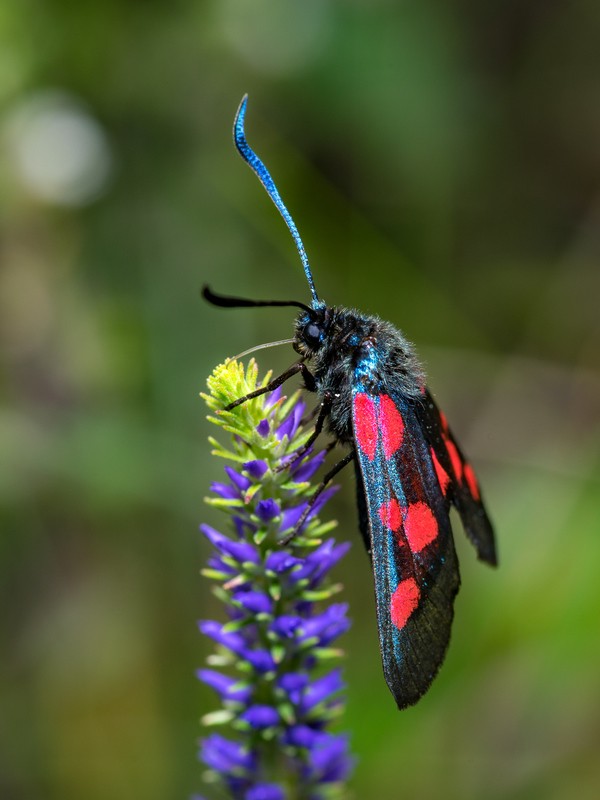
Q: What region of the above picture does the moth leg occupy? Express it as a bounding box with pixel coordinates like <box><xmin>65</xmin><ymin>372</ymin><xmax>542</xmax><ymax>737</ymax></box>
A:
<box><xmin>224</xmin><ymin>361</ymin><xmax>315</xmax><ymax>411</ymax></box>
<box><xmin>280</xmin><ymin>449</ymin><xmax>355</xmax><ymax>545</ymax></box>
<box><xmin>300</xmin><ymin>400</ymin><xmax>324</xmax><ymax>426</ymax></box>
<box><xmin>274</xmin><ymin>393</ymin><xmax>332</xmax><ymax>473</ymax></box>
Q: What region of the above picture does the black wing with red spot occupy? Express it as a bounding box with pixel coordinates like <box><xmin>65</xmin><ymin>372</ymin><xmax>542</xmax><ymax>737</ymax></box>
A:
<box><xmin>417</xmin><ymin>390</ymin><xmax>497</xmax><ymax>566</ymax></box>
<box><xmin>352</xmin><ymin>388</ymin><xmax>461</xmax><ymax>709</ymax></box>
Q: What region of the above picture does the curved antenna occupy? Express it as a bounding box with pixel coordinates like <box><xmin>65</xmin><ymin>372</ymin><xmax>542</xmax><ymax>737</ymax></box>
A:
<box><xmin>203</xmin><ymin>285</ymin><xmax>312</xmax><ymax>314</ymax></box>
<box><xmin>234</xmin><ymin>95</ymin><xmax>320</xmax><ymax>308</ymax></box>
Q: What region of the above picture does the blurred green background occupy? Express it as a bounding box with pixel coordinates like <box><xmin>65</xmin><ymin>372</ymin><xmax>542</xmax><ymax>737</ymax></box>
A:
<box><xmin>1</xmin><ymin>1</ymin><xmax>599</xmax><ymax>798</ymax></box>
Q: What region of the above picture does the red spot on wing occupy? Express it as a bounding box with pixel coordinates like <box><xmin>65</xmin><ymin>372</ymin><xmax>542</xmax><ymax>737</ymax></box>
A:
<box><xmin>445</xmin><ymin>438</ymin><xmax>463</xmax><ymax>482</ymax></box>
<box><xmin>378</xmin><ymin>394</ymin><xmax>404</xmax><ymax>458</ymax></box>
<box><xmin>390</xmin><ymin>577</ymin><xmax>420</xmax><ymax>629</ymax></box>
<box><xmin>404</xmin><ymin>502</ymin><xmax>438</xmax><ymax>552</ymax></box>
<box><xmin>430</xmin><ymin>447</ymin><xmax>450</xmax><ymax>495</ymax></box>
<box><xmin>463</xmin><ymin>462</ymin><xmax>480</xmax><ymax>501</ymax></box>
<box><xmin>353</xmin><ymin>393</ymin><xmax>378</xmax><ymax>461</ymax></box>
<box><xmin>378</xmin><ymin>498</ymin><xmax>403</xmax><ymax>532</ymax></box>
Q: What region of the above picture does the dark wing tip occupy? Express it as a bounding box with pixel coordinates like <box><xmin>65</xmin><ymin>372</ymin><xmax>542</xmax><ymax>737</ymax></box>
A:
<box><xmin>480</xmin><ymin>542</ymin><xmax>498</xmax><ymax>568</ymax></box>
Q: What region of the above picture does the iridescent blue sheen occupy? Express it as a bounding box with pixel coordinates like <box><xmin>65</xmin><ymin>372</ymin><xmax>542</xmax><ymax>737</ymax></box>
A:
<box><xmin>234</xmin><ymin>96</ymin><xmax>320</xmax><ymax>307</ymax></box>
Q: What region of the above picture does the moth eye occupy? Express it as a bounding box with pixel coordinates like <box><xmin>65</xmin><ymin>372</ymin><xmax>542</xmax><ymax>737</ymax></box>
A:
<box><xmin>305</xmin><ymin>323</ymin><xmax>321</xmax><ymax>344</ymax></box>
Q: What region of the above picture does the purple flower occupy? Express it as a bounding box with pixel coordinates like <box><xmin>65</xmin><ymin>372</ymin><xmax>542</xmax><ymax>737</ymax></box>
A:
<box><xmin>294</xmin><ymin>540</ymin><xmax>349</xmax><ymax>583</ymax></box>
<box><xmin>305</xmin><ymin>733</ymin><xmax>353</xmax><ymax>784</ymax></box>
<box><xmin>279</xmin><ymin>501</ymin><xmax>309</xmax><ymax>533</ymax></box>
<box><xmin>199</xmin><ymin>366</ymin><xmax>353</xmax><ymax>797</ymax></box>
<box><xmin>264</xmin><ymin>386</ymin><xmax>282</xmax><ymax>408</ymax></box>
<box><xmin>299</xmin><ymin>605</ymin><xmax>351</xmax><ymax>646</ymax></box>
<box><xmin>270</xmin><ymin>615</ymin><xmax>302</xmax><ymax>639</ymax></box>
<box><xmin>245</xmin><ymin>649</ymin><xmax>277</xmax><ymax>674</ymax></box>
<box><xmin>244</xmin><ymin>459</ymin><xmax>269</xmax><ymax>479</ymax></box>
<box><xmin>256</xmin><ymin>419</ymin><xmax>270</xmax><ymax>437</ymax></box>
<box><xmin>292</xmin><ymin>449</ymin><xmax>327</xmax><ymax>482</ymax></box>
<box><xmin>199</xmin><ymin>620</ymin><xmax>245</xmax><ymax>651</ymax></box>
<box><xmin>299</xmin><ymin>669</ymin><xmax>345</xmax><ymax>713</ymax></box>
<box><xmin>265</xmin><ymin>551</ymin><xmax>301</xmax><ymax>574</ymax></box>
<box><xmin>197</xmin><ymin>669</ymin><xmax>251</xmax><ymax>703</ymax></box>
<box><xmin>201</xmin><ymin>733</ymin><xmax>255</xmax><ymax>774</ymax></box>
<box><xmin>241</xmin><ymin>704</ymin><xmax>280</xmax><ymax>729</ymax></box>
<box><xmin>210</xmin><ymin>481</ymin><xmax>241</xmax><ymax>500</ymax></box>
<box><xmin>276</xmin><ymin>400</ymin><xmax>306</xmax><ymax>440</ymax></box>
<box><xmin>283</xmin><ymin>724</ymin><xmax>320</xmax><ymax>748</ymax></box>
<box><xmin>233</xmin><ymin>589</ymin><xmax>274</xmax><ymax>615</ymax></box>
<box><xmin>256</xmin><ymin>499</ymin><xmax>280</xmax><ymax>521</ymax></box>
<box><xmin>245</xmin><ymin>784</ymin><xmax>284</xmax><ymax>800</ymax></box>
<box><xmin>225</xmin><ymin>466</ymin><xmax>251</xmax><ymax>492</ymax></box>
<box><xmin>201</xmin><ymin>524</ymin><xmax>260</xmax><ymax>564</ymax></box>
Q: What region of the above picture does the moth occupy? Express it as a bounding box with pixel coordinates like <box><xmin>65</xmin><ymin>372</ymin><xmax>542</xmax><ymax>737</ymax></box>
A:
<box><xmin>204</xmin><ymin>96</ymin><xmax>497</xmax><ymax>709</ymax></box>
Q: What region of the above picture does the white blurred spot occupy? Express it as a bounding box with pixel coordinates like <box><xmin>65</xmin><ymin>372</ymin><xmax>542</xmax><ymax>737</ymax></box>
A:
<box><xmin>217</xmin><ymin>0</ymin><xmax>332</xmax><ymax>75</ymax></box>
<box><xmin>4</xmin><ymin>90</ymin><xmax>113</xmax><ymax>206</ymax></box>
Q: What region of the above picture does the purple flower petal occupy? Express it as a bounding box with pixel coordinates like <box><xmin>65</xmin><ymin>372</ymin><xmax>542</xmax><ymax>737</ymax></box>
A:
<box><xmin>309</xmin><ymin>541</ymin><xmax>351</xmax><ymax>586</ymax></box>
<box><xmin>245</xmin><ymin>649</ymin><xmax>276</xmax><ymax>673</ymax></box>
<box><xmin>276</xmin><ymin>400</ymin><xmax>306</xmax><ymax>440</ymax></box>
<box><xmin>200</xmin><ymin>733</ymin><xmax>255</xmax><ymax>774</ymax></box>
<box><xmin>210</xmin><ymin>481</ymin><xmax>240</xmax><ymax>500</ymax></box>
<box><xmin>309</xmin><ymin>486</ymin><xmax>339</xmax><ymax>517</ymax></box>
<box><xmin>233</xmin><ymin>516</ymin><xmax>256</xmax><ymax>539</ymax></box>
<box><xmin>279</xmin><ymin>486</ymin><xmax>339</xmax><ymax>535</ymax></box>
<box><xmin>198</xmin><ymin>621</ymin><xmax>245</xmax><ymax>655</ymax></box>
<box><xmin>243</xmin><ymin>459</ymin><xmax>269</xmax><ymax>479</ymax></box>
<box><xmin>200</xmin><ymin>525</ymin><xmax>259</xmax><ymax>565</ymax></box>
<box><xmin>291</xmin><ymin>450</ymin><xmax>326</xmax><ymax>482</ymax></box>
<box><xmin>200</xmin><ymin>524</ymin><xmax>227</xmax><ymax>548</ymax></box>
<box><xmin>278</xmin><ymin>672</ymin><xmax>310</xmax><ymax>704</ymax></box>
<box><xmin>270</xmin><ymin>615</ymin><xmax>302</xmax><ymax>638</ymax></box>
<box><xmin>299</xmin><ymin>669</ymin><xmax>344</xmax><ymax>713</ymax></box>
<box><xmin>283</xmin><ymin>723</ymin><xmax>321</xmax><ymax>748</ymax></box>
<box><xmin>256</xmin><ymin>419</ymin><xmax>270</xmax><ymax>437</ymax></box>
<box><xmin>233</xmin><ymin>590</ymin><xmax>274</xmax><ymax>615</ymax></box>
<box><xmin>299</xmin><ymin>604</ymin><xmax>350</xmax><ymax>646</ymax></box>
<box><xmin>220</xmin><ymin>539</ymin><xmax>260</xmax><ymax>564</ymax></box>
<box><xmin>306</xmin><ymin>733</ymin><xmax>353</xmax><ymax>784</ymax></box>
<box><xmin>241</xmin><ymin>704</ymin><xmax>279</xmax><ymax>729</ymax></box>
<box><xmin>245</xmin><ymin>783</ymin><xmax>285</xmax><ymax>800</ymax></box>
<box><xmin>265</xmin><ymin>551</ymin><xmax>302</xmax><ymax>573</ymax></box>
<box><xmin>279</xmin><ymin>502</ymin><xmax>309</xmax><ymax>533</ymax></box>
<box><xmin>256</xmin><ymin>499</ymin><xmax>280</xmax><ymax>521</ymax></box>
<box><xmin>206</xmin><ymin>555</ymin><xmax>236</xmax><ymax>575</ymax></box>
<box><xmin>197</xmin><ymin>669</ymin><xmax>251</xmax><ymax>703</ymax></box>
<box><xmin>278</xmin><ymin>672</ymin><xmax>309</xmax><ymax>693</ymax></box>
<box><xmin>264</xmin><ymin>386</ymin><xmax>282</xmax><ymax>408</ymax></box>
<box><xmin>225</xmin><ymin>466</ymin><xmax>251</xmax><ymax>492</ymax></box>
<box><xmin>294</xmin><ymin>539</ymin><xmax>348</xmax><ymax>583</ymax></box>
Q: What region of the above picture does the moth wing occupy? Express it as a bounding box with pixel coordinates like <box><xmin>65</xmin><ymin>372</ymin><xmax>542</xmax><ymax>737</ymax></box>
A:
<box><xmin>417</xmin><ymin>390</ymin><xmax>497</xmax><ymax>566</ymax></box>
<box><xmin>352</xmin><ymin>389</ymin><xmax>460</xmax><ymax>709</ymax></box>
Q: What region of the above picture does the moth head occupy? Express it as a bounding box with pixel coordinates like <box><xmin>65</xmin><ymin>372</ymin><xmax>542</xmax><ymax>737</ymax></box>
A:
<box><xmin>294</xmin><ymin>305</ymin><xmax>330</xmax><ymax>356</ymax></box>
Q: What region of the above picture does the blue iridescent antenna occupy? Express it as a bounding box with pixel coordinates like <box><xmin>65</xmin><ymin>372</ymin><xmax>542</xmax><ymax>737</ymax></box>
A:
<box><xmin>234</xmin><ymin>95</ymin><xmax>320</xmax><ymax>308</ymax></box>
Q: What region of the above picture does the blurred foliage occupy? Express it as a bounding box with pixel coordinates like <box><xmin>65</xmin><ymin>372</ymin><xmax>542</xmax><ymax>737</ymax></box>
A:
<box><xmin>1</xmin><ymin>1</ymin><xmax>599</xmax><ymax>799</ymax></box>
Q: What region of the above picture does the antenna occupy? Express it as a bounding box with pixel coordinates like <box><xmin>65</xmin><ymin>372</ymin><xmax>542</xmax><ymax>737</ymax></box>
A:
<box><xmin>233</xmin><ymin>95</ymin><xmax>321</xmax><ymax>308</ymax></box>
<box><xmin>233</xmin><ymin>338</ymin><xmax>295</xmax><ymax>360</ymax></box>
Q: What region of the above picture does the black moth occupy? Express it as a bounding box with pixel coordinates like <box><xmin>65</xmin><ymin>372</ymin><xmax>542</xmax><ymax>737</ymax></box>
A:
<box><xmin>204</xmin><ymin>96</ymin><xmax>496</xmax><ymax>709</ymax></box>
